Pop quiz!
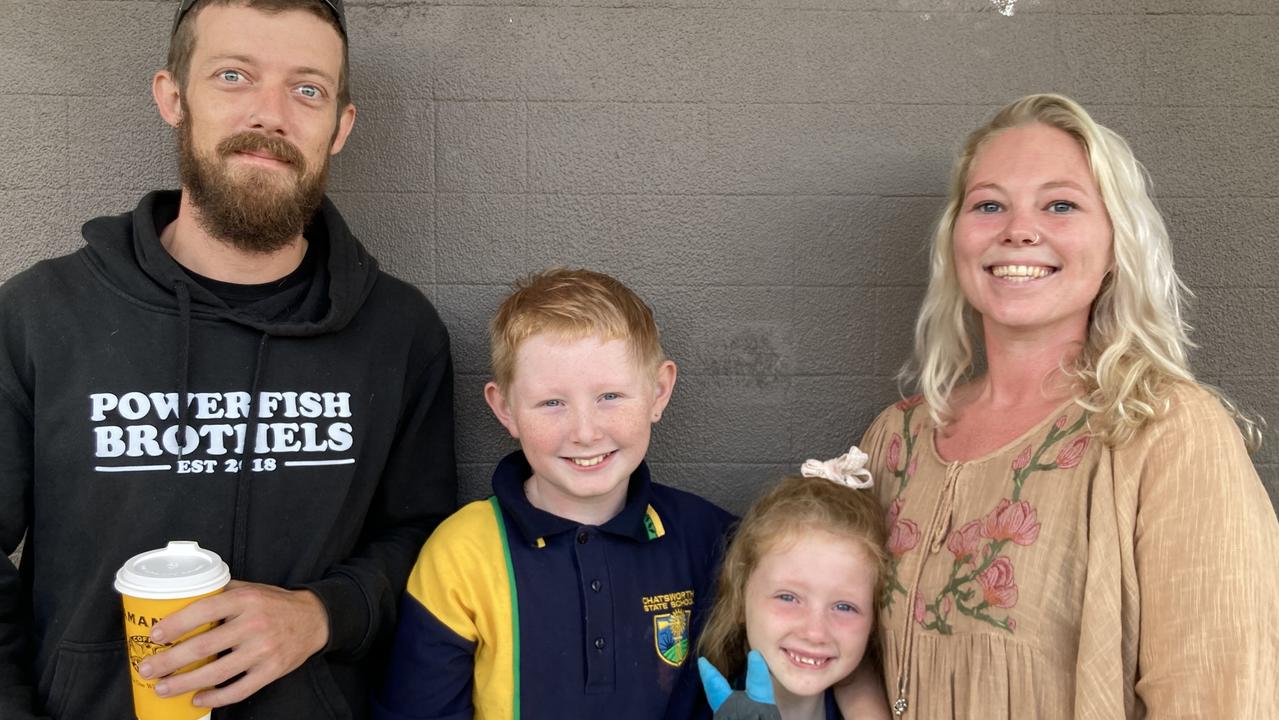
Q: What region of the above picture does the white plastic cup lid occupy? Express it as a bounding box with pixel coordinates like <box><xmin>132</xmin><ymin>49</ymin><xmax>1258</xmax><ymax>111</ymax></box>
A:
<box><xmin>114</xmin><ymin>541</ymin><xmax>230</xmax><ymax>599</ymax></box>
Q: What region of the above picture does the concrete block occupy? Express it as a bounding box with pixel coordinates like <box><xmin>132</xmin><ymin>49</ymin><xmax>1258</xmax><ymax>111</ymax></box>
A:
<box><xmin>705</xmin><ymin>103</ymin><xmax>974</xmax><ymax>196</ymax></box>
<box><xmin>0</xmin><ymin>1</ymin><xmax>167</xmax><ymax>97</ymax></box>
<box><xmin>427</xmin><ymin>6</ymin><xmax>526</xmax><ymax>101</ymax></box>
<box><xmin>0</xmin><ymin>191</ymin><xmax>82</xmax><ymax>283</ymax></box>
<box><xmin>611</xmin><ymin>196</ymin><xmax>797</xmax><ymax>285</ymax></box>
<box><xmin>524</xmin><ymin>9</ymin><xmax>707</xmax><ymax>102</ymax></box>
<box><xmin>436</xmin><ymin>101</ymin><xmax>526</xmax><ymax>193</ymax></box>
<box><xmin>865</xmin><ymin>13</ymin><xmax>1072</xmax><ymax>105</ymax></box>
<box><xmin>454</xmin><ymin>373</ymin><xmax>514</xmax><ymax>464</ymax></box>
<box><xmin>1186</xmin><ymin>288</ymin><xmax>1279</xmax><ymax>378</ymax></box>
<box><xmin>791</xmin><ymin>287</ymin><xmax>889</xmax><ymax>376</ymax></box>
<box><xmin>648</xmin><ymin>461</ymin><xmax>791</xmax><ymax>517</ymax></box>
<box><xmin>2</xmin><ymin>95</ymin><xmax>68</xmax><ymax>191</ymax></box>
<box><xmin>652</xmin><ymin>374</ymin><xmax>791</xmax><ymax>464</ymax></box>
<box><xmin>528</xmin><ymin>103</ymin><xmax>710</xmax><ymax>194</ymax></box>
<box><xmin>435</xmin><ymin>193</ymin><xmax>527</xmax><ymax>283</ymax></box>
<box><xmin>699</xmin><ymin>11</ymin><xmax>884</xmax><ymax>104</ymax></box>
<box><xmin>791</xmin><ymin>195</ymin><xmax>937</xmax><ymax>288</ymax></box>
<box><xmin>431</xmin><ymin>283</ymin><xmax>507</xmax><ymax>376</ymax></box>
<box><xmin>524</xmin><ymin>194</ymin><xmax>624</xmax><ymax>272</ymax></box>
<box><xmin>789</xmin><ymin>375</ymin><xmax>902</xmax><ymax>461</ymax></box>
<box><xmin>1144</xmin><ymin>16</ymin><xmax>1279</xmax><ymax>107</ymax></box>
<box><xmin>458</xmin><ymin>462</ymin><xmax>494</xmax><ymax>506</ymax></box>
<box><xmin>1164</xmin><ymin>198</ymin><xmax>1279</xmax><ymax>290</ymax></box>
<box><xmin>648</xmin><ymin>284</ymin><xmax>795</xmax><ymax>378</ymax></box>
<box><xmin>66</xmin><ymin>95</ymin><xmax>175</xmax><ymax>192</ymax></box>
<box><xmin>346</xmin><ymin>5</ymin><xmax>435</xmax><ymax>101</ymax></box>
<box><xmin>875</xmin><ymin>286</ymin><xmax>927</xmax><ymax>377</ymax></box>
<box><xmin>327</xmin><ymin>191</ymin><xmax>434</xmax><ymax>286</ymax></box>
<box><xmin>329</xmin><ymin>97</ymin><xmax>432</xmax><ymax>193</ymax></box>
<box><xmin>1101</xmin><ymin>106</ymin><xmax>1279</xmax><ymax>199</ymax></box>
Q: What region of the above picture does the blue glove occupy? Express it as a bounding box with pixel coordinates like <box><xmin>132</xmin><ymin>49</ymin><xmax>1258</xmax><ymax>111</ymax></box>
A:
<box><xmin>698</xmin><ymin>650</ymin><xmax>782</xmax><ymax>719</ymax></box>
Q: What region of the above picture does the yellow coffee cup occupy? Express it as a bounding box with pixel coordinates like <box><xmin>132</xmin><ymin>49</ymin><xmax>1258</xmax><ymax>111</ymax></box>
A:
<box><xmin>114</xmin><ymin>541</ymin><xmax>230</xmax><ymax>720</ymax></box>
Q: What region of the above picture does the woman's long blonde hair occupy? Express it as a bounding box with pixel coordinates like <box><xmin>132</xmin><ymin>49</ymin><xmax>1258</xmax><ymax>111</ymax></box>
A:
<box><xmin>698</xmin><ymin>475</ymin><xmax>888</xmax><ymax>681</ymax></box>
<box><xmin>904</xmin><ymin>93</ymin><xmax>1262</xmax><ymax>450</ymax></box>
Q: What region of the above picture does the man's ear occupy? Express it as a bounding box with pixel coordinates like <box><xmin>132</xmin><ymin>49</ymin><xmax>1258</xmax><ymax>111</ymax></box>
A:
<box><xmin>328</xmin><ymin>103</ymin><xmax>357</xmax><ymax>155</ymax></box>
<box><xmin>484</xmin><ymin>381</ymin><xmax>520</xmax><ymax>439</ymax></box>
<box><xmin>649</xmin><ymin>360</ymin><xmax>677</xmax><ymax>423</ymax></box>
<box><xmin>153</xmin><ymin>69</ymin><xmax>183</xmax><ymax>128</ymax></box>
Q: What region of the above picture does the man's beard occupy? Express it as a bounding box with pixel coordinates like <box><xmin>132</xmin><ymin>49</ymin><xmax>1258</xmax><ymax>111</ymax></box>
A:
<box><xmin>177</xmin><ymin>112</ymin><xmax>330</xmax><ymax>254</ymax></box>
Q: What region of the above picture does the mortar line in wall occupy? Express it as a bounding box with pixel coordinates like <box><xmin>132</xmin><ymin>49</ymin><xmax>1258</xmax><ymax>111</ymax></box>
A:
<box><xmin>428</xmin><ymin>98</ymin><xmax>1279</xmax><ymax>110</ymax></box>
<box><xmin>425</xmin><ymin>190</ymin><xmax>1279</xmax><ymax>200</ymax></box>
<box><xmin>453</xmin><ymin>372</ymin><xmax>896</xmax><ymax>380</ymax></box>
<box><xmin>345</xmin><ymin>1</ymin><xmax>1278</xmax><ymax>17</ymax></box>
<box><xmin>29</xmin><ymin>188</ymin><xmax>1279</xmax><ymax>201</ymax></box>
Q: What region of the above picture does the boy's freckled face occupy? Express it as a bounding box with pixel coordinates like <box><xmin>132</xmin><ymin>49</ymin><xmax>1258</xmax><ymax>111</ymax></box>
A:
<box><xmin>744</xmin><ymin>531</ymin><xmax>876</xmax><ymax>705</ymax></box>
<box><xmin>486</xmin><ymin>334</ymin><xmax>675</xmax><ymax>524</ymax></box>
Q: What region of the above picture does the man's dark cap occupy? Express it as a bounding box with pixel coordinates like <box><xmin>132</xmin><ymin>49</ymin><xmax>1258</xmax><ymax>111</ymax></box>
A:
<box><xmin>171</xmin><ymin>0</ymin><xmax>347</xmax><ymax>38</ymax></box>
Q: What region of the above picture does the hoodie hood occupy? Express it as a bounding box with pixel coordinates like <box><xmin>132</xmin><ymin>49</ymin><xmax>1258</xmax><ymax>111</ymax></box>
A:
<box><xmin>79</xmin><ymin>190</ymin><xmax>379</xmax><ymax>337</ymax></box>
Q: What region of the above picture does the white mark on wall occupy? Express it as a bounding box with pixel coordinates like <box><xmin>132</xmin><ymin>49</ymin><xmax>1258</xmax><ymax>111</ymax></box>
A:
<box><xmin>990</xmin><ymin>0</ymin><xmax>1017</xmax><ymax>16</ymax></box>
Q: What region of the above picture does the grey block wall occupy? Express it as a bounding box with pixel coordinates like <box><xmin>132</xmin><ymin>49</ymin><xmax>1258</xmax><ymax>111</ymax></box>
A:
<box><xmin>1</xmin><ymin>0</ymin><xmax>1276</xmax><ymax>516</ymax></box>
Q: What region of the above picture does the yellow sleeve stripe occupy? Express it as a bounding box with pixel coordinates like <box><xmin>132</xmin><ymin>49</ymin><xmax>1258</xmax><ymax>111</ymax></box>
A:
<box><xmin>404</xmin><ymin>499</ymin><xmax>518</xmax><ymax>719</ymax></box>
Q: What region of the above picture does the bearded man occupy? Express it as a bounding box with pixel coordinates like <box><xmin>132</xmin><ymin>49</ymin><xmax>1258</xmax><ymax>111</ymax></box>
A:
<box><xmin>0</xmin><ymin>0</ymin><xmax>456</xmax><ymax>717</ymax></box>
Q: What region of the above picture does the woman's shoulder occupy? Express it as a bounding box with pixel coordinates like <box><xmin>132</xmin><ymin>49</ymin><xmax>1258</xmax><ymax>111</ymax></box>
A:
<box><xmin>1136</xmin><ymin>381</ymin><xmax>1237</xmax><ymax>441</ymax></box>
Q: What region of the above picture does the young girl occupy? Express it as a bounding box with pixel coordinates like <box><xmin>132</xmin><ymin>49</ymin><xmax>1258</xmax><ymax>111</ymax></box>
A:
<box><xmin>699</xmin><ymin>447</ymin><xmax>888</xmax><ymax>720</ymax></box>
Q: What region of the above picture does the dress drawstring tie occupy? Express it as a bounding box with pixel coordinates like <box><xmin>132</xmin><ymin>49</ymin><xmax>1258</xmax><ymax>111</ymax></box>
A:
<box><xmin>893</xmin><ymin>461</ymin><xmax>963</xmax><ymax>716</ymax></box>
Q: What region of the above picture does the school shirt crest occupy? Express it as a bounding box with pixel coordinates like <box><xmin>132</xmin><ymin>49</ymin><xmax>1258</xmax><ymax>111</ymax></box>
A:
<box><xmin>654</xmin><ymin>608</ymin><xmax>690</xmax><ymax>667</ymax></box>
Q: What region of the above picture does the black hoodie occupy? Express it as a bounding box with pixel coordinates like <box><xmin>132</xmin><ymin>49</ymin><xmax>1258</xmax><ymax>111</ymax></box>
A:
<box><xmin>0</xmin><ymin>191</ymin><xmax>456</xmax><ymax>719</ymax></box>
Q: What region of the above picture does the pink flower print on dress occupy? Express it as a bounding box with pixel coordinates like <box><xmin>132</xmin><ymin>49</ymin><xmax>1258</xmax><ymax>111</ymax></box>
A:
<box><xmin>946</xmin><ymin>520</ymin><xmax>983</xmax><ymax>565</ymax></box>
<box><xmin>1012</xmin><ymin>445</ymin><xmax>1032</xmax><ymax>471</ymax></box>
<box><xmin>897</xmin><ymin>395</ymin><xmax>924</xmax><ymax>411</ymax></box>
<box><xmin>886</xmin><ymin>434</ymin><xmax>902</xmax><ymax>472</ymax></box>
<box><xmin>1054</xmin><ymin>414</ymin><xmax>1068</xmax><ymax>430</ymax></box>
<box><xmin>886</xmin><ymin>499</ymin><xmax>921</xmax><ymax>557</ymax></box>
<box><xmin>1055</xmin><ymin>435</ymin><xmax>1090</xmax><ymax>469</ymax></box>
<box><xmin>980</xmin><ymin>499</ymin><xmax>1041</xmax><ymax>546</ymax></box>
<box><xmin>886</xmin><ymin>496</ymin><xmax>904</xmax><ymax>527</ymax></box>
<box><xmin>912</xmin><ymin>592</ymin><xmax>927</xmax><ymax>625</ymax></box>
<box><xmin>976</xmin><ymin>556</ymin><xmax>1019</xmax><ymax>608</ymax></box>
<box><xmin>906</xmin><ymin>457</ymin><xmax>917</xmax><ymax>477</ymax></box>
<box><xmin>941</xmin><ymin>595</ymin><xmax>953</xmax><ymax>618</ymax></box>
<box><xmin>888</xmin><ymin>517</ymin><xmax>921</xmax><ymax>558</ymax></box>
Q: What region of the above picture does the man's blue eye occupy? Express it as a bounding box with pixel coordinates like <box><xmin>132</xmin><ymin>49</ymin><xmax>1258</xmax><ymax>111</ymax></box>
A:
<box><xmin>299</xmin><ymin>85</ymin><xmax>320</xmax><ymax>99</ymax></box>
<box><xmin>219</xmin><ymin>70</ymin><xmax>242</xmax><ymax>82</ymax></box>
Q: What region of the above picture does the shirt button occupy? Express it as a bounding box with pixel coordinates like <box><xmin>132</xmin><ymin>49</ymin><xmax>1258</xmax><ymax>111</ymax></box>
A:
<box><xmin>594</xmin><ymin>637</ymin><xmax>606</xmax><ymax>650</ymax></box>
<box><xmin>591</xmin><ymin>579</ymin><xmax>602</xmax><ymax>592</ymax></box>
<box><xmin>577</xmin><ymin>531</ymin><xmax>589</xmax><ymax>544</ymax></box>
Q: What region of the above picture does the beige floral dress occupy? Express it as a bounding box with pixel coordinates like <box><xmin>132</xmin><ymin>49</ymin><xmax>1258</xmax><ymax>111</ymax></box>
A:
<box><xmin>858</xmin><ymin>383</ymin><xmax>1279</xmax><ymax>719</ymax></box>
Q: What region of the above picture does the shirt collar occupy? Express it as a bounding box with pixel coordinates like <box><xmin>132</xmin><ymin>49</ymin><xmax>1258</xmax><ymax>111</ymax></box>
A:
<box><xmin>491</xmin><ymin>450</ymin><xmax>666</xmax><ymax>547</ymax></box>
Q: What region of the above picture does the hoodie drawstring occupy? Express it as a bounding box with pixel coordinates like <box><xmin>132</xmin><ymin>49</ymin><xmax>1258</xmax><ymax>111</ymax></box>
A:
<box><xmin>231</xmin><ymin>333</ymin><xmax>270</xmax><ymax>574</ymax></box>
<box><xmin>172</xmin><ymin>278</ymin><xmax>269</xmax><ymax>576</ymax></box>
<box><xmin>174</xmin><ymin>282</ymin><xmax>192</xmax><ymax>460</ymax></box>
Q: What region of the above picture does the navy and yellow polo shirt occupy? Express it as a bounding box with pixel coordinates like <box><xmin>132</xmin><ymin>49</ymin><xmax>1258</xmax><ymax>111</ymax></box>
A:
<box><xmin>374</xmin><ymin>451</ymin><xmax>735</xmax><ymax>720</ymax></box>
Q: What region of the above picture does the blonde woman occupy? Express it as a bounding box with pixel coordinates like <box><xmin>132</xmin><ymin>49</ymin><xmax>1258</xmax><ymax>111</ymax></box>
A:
<box><xmin>838</xmin><ymin>94</ymin><xmax>1278</xmax><ymax>719</ymax></box>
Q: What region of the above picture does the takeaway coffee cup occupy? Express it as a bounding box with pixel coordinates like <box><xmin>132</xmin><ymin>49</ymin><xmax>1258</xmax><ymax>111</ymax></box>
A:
<box><xmin>114</xmin><ymin>541</ymin><xmax>230</xmax><ymax>720</ymax></box>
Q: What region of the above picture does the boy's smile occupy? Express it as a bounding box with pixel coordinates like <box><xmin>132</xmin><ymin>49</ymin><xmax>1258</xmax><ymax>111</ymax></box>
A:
<box><xmin>486</xmin><ymin>334</ymin><xmax>676</xmax><ymax>526</ymax></box>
